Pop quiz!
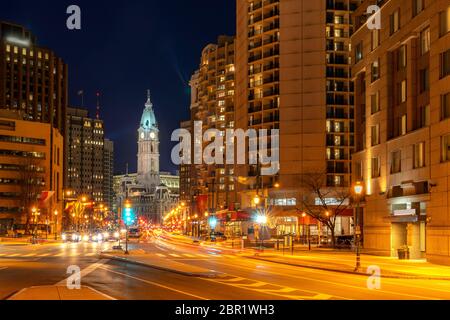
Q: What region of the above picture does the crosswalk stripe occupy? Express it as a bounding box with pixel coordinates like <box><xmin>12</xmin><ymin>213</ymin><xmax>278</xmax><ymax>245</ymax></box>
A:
<box><xmin>9</xmin><ymin>254</ymin><xmax>19</xmax><ymax>257</ymax></box>
<box><xmin>156</xmin><ymin>253</ymin><xmax>166</xmax><ymax>258</ymax></box>
<box><xmin>169</xmin><ymin>254</ymin><xmax>181</xmax><ymax>258</ymax></box>
<box><xmin>183</xmin><ymin>254</ymin><xmax>195</xmax><ymax>258</ymax></box>
<box><xmin>39</xmin><ymin>253</ymin><xmax>50</xmax><ymax>257</ymax></box>
<box><xmin>23</xmin><ymin>253</ymin><xmax>36</xmax><ymax>257</ymax></box>
<box><xmin>0</xmin><ymin>254</ymin><xmax>6</xmax><ymax>257</ymax></box>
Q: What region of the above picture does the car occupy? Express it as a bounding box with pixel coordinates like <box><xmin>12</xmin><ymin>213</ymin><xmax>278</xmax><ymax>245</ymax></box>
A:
<box><xmin>103</xmin><ymin>230</ymin><xmax>121</xmax><ymax>242</ymax></box>
<box><xmin>128</xmin><ymin>228</ymin><xmax>141</xmax><ymax>239</ymax></box>
<box><xmin>207</xmin><ymin>232</ymin><xmax>227</xmax><ymax>242</ymax></box>
<box><xmin>62</xmin><ymin>231</ymin><xmax>81</xmax><ymax>243</ymax></box>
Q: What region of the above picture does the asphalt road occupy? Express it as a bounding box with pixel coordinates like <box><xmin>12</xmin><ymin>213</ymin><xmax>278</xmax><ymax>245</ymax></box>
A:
<box><xmin>1</xmin><ymin>237</ymin><xmax>450</xmax><ymax>300</ymax></box>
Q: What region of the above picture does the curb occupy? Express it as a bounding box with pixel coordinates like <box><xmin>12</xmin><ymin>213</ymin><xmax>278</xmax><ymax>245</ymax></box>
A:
<box><xmin>100</xmin><ymin>253</ymin><xmax>223</xmax><ymax>278</ymax></box>
<box><xmin>246</xmin><ymin>255</ymin><xmax>450</xmax><ymax>281</ymax></box>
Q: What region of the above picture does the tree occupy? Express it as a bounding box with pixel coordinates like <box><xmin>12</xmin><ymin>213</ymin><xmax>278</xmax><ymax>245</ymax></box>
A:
<box><xmin>18</xmin><ymin>157</ymin><xmax>45</xmax><ymax>234</ymax></box>
<box><xmin>300</xmin><ymin>173</ymin><xmax>352</xmax><ymax>248</ymax></box>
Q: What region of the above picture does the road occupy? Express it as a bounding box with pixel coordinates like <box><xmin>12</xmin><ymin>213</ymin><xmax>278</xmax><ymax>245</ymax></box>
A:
<box><xmin>1</xmin><ymin>236</ymin><xmax>450</xmax><ymax>300</ymax></box>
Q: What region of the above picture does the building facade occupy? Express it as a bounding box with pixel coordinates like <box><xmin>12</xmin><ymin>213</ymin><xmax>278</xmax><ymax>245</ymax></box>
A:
<box><xmin>115</xmin><ymin>92</ymin><xmax>179</xmax><ymax>224</ymax></box>
<box><xmin>234</xmin><ymin>0</ymin><xmax>361</xmax><ymax>236</ymax></box>
<box><xmin>352</xmin><ymin>0</ymin><xmax>450</xmax><ymax>264</ymax></box>
<box><xmin>0</xmin><ymin>111</ymin><xmax>64</xmax><ymax>235</ymax></box>
<box><xmin>65</xmin><ymin>107</ymin><xmax>114</xmax><ymax>211</ymax></box>
<box><xmin>0</xmin><ymin>21</ymin><xmax>68</xmax><ymax>134</ymax></box>
<box><xmin>188</xmin><ymin>36</ymin><xmax>237</xmax><ymax>216</ymax></box>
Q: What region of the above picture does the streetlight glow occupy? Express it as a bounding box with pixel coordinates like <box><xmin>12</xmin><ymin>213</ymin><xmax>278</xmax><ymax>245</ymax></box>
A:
<box><xmin>354</xmin><ymin>182</ymin><xmax>363</xmax><ymax>195</ymax></box>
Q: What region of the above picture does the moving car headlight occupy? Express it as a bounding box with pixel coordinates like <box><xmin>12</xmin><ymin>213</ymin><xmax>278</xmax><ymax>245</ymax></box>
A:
<box><xmin>83</xmin><ymin>235</ymin><xmax>90</xmax><ymax>242</ymax></box>
<box><xmin>114</xmin><ymin>232</ymin><xmax>120</xmax><ymax>238</ymax></box>
<box><xmin>97</xmin><ymin>234</ymin><xmax>103</xmax><ymax>241</ymax></box>
<box><xmin>72</xmin><ymin>234</ymin><xmax>78</xmax><ymax>241</ymax></box>
<box><xmin>93</xmin><ymin>235</ymin><xmax>98</xmax><ymax>241</ymax></box>
<box><xmin>103</xmin><ymin>232</ymin><xmax>109</xmax><ymax>239</ymax></box>
<box><xmin>62</xmin><ymin>234</ymin><xmax>67</xmax><ymax>241</ymax></box>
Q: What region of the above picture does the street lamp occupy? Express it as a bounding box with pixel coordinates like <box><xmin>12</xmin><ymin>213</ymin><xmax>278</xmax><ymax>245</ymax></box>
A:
<box><xmin>353</xmin><ymin>181</ymin><xmax>364</xmax><ymax>272</ymax></box>
<box><xmin>54</xmin><ymin>210</ymin><xmax>58</xmax><ymax>240</ymax></box>
<box><xmin>253</xmin><ymin>195</ymin><xmax>261</xmax><ymax>206</ymax></box>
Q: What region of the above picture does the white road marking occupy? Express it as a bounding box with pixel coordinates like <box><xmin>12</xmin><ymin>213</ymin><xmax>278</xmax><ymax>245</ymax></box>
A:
<box><xmin>99</xmin><ymin>266</ymin><xmax>208</xmax><ymax>300</ymax></box>
<box><xmin>169</xmin><ymin>254</ymin><xmax>181</xmax><ymax>258</ymax></box>
<box><xmin>156</xmin><ymin>253</ymin><xmax>166</xmax><ymax>258</ymax></box>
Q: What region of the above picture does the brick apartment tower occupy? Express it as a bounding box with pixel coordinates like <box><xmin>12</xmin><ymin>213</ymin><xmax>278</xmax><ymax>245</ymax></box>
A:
<box><xmin>235</xmin><ymin>0</ymin><xmax>361</xmax><ymax>212</ymax></box>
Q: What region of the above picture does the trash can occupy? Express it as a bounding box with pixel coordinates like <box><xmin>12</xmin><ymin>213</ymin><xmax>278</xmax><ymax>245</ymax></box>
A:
<box><xmin>397</xmin><ymin>247</ymin><xmax>410</xmax><ymax>260</ymax></box>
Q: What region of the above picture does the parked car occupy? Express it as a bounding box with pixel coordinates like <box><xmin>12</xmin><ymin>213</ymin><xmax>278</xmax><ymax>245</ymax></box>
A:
<box><xmin>207</xmin><ymin>232</ymin><xmax>227</xmax><ymax>242</ymax></box>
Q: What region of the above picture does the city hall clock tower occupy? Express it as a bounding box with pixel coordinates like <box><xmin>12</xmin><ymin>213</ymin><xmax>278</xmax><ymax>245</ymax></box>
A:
<box><xmin>137</xmin><ymin>90</ymin><xmax>160</xmax><ymax>189</ymax></box>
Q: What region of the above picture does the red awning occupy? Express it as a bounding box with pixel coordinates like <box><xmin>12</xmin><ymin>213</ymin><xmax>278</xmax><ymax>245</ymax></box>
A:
<box><xmin>230</xmin><ymin>211</ymin><xmax>251</xmax><ymax>221</ymax></box>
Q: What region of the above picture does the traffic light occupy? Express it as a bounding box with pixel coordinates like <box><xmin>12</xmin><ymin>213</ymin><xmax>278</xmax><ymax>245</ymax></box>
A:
<box><xmin>123</xmin><ymin>202</ymin><xmax>135</xmax><ymax>226</ymax></box>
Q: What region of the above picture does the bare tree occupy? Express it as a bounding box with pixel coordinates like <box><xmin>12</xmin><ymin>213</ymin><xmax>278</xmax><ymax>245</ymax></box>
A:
<box><xmin>18</xmin><ymin>156</ymin><xmax>45</xmax><ymax>234</ymax></box>
<box><xmin>300</xmin><ymin>173</ymin><xmax>352</xmax><ymax>248</ymax></box>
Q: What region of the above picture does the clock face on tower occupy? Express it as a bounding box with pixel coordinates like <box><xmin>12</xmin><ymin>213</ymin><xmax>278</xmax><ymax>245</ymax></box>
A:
<box><xmin>150</xmin><ymin>132</ymin><xmax>156</xmax><ymax>139</ymax></box>
<box><xmin>140</xmin><ymin>132</ymin><xmax>145</xmax><ymax>139</ymax></box>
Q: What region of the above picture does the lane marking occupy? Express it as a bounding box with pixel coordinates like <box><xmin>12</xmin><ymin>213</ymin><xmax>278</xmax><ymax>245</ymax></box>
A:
<box><xmin>206</xmin><ymin>258</ymin><xmax>438</xmax><ymax>300</ymax></box>
<box><xmin>99</xmin><ymin>266</ymin><xmax>208</xmax><ymax>300</ymax></box>
<box><xmin>156</xmin><ymin>253</ymin><xmax>166</xmax><ymax>258</ymax></box>
<box><xmin>169</xmin><ymin>254</ymin><xmax>181</xmax><ymax>258</ymax></box>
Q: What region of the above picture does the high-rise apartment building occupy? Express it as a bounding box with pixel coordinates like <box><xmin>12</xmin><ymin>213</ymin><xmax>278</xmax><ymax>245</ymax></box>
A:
<box><xmin>352</xmin><ymin>0</ymin><xmax>450</xmax><ymax>264</ymax></box>
<box><xmin>235</xmin><ymin>0</ymin><xmax>361</xmax><ymax>234</ymax></box>
<box><xmin>65</xmin><ymin>107</ymin><xmax>113</xmax><ymax>207</ymax></box>
<box><xmin>103</xmin><ymin>138</ymin><xmax>114</xmax><ymax>210</ymax></box>
<box><xmin>0</xmin><ymin>21</ymin><xmax>68</xmax><ymax>133</ymax></box>
<box><xmin>189</xmin><ymin>36</ymin><xmax>237</xmax><ymax>214</ymax></box>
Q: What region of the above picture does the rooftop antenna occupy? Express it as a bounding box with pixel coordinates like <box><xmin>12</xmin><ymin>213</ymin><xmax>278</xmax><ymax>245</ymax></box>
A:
<box><xmin>96</xmin><ymin>91</ymin><xmax>101</xmax><ymax>120</ymax></box>
<box><xmin>125</xmin><ymin>163</ymin><xmax>129</xmax><ymax>176</ymax></box>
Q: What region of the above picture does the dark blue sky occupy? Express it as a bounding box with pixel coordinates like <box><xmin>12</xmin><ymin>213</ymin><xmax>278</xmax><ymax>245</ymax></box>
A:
<box><xmin>1</xmin><ymin>0</ymin><xmax>236</xmax><ymax>174</ymax></box>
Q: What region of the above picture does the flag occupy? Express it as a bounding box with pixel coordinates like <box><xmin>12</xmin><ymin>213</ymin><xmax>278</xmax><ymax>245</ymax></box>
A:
<box><xmin>38</xmin><ymin>191</ymin><xmax>55</xmax><ymax>208</ymax></box>
<box><xmin>77</xmin><ymin>90</ymin><xmax>84</xmax><ymax>96</ymax></box>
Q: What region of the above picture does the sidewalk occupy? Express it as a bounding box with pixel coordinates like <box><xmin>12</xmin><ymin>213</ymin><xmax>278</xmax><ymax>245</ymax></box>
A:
<box><xmin>242</xmin><ymin>247</ymin><xmax>450</xmax><ymax>280</ymax></box>
<box><xmin>100</xmin><ymin>249</ymin><xmax>223</xmax><ymax>278</ymax></box>
<box><xmin>8</xmin><ymin>285</ymin><xmax>114</xmax><ymax>300</ymax></box>
<box><xmin>0</xmin><ymin>237</ymin><xmax>61</xmax><ymax>246</ymax></box>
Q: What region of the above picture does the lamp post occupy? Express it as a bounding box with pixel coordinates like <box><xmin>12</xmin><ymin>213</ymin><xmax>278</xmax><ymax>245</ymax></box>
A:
<box><xmin>353</xmin><ymin>181</ymin><xmax>364</xmax><ymax>272</ymax></box>
<box><xmin>54</xmin><ymin>210</ymin><xmax>58</xmax><ymax>240</ymax></box>
<box><xmin>31</xmin><ymin>207</ymin><xmax>40</xmax><ymax>243</ymax></box>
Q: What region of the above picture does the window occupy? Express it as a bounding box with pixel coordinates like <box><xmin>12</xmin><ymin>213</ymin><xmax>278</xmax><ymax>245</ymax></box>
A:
<box><xmin>420</xmin><ymin>28</ymin><xmax>430</xmax><ymax>55</ymax></box>
<box><xmin>371</xmin><ymin>157</ymin><xmax>380</xmax><ymax>178</ymax></box>
<box><xmin>412</xmin><ymin>0</ymin><xmax>424</xmax><ymax>17</ymax></box>
<box><xmin>441</xmin><ymin>49</ymin><xmax>450</xmax><ymax>78</ymax></box>
<box><xmin>390</xmin><ymin>9</ymin><xmax>400</xmax><ymax>35</ymax></box>
<box><xmin>419</xmin><ymin>105</ymin><xmax>430</xmax><ymax>127</ymax></box>
<box><xmin>398</xmin><ymin>80</ymin><xmax>407</xmax><ymax>104</ymax></box>
<box><xmin>398</xmin><ymin>45</ymin><xmax>407</xmax><ymax>69</ymax></box>
<box><xmin>355</xmin><ymin>42</ymin><xmax>363</xmax><ymax>63</ymax></box>
<box><xmin>413</xmin><ymin>142</ymin><xmax>425</xmax><ymax>168</ymax></box>
<box><xmin>439</xmin><ymin>6</ymin><xmax>450</xmax><ymax>37</ymax></box>
<box><xmin>371</xmin><ymin>91</ymin><xmax>380</xmax><ymax>114</ymax></box>
<box><xmin>441</xmin><ymin>134</ymin><xmax>450</xmax><ymax>162</ymax></box>
<box><xmin>371</xmin><ymin>59</ymin><xmax>380</xmax><ymax>82</ymax></box>
<box><xmin>355</xmin><ymin>161</ymin><xmax>363</xmax><ymax>180</ymax></box>
<box><xmin>441</xmin><ymin>93</ymin><xmax>450</xmax><ymax>119</ymax></box>
<box><xmin>391</xmin><ymin>150</ymin><xmax>401</xmax><ymax>174</ymax></box>
<box><xmin>371</xmin><ymin>124</ymin><xmax>380</xmax><ymax>146</ymax></box>
<box><xmin>371</xmin><ymin>30</ymin><xmax>380</xmax><ymax>51</ymax></box>
<box><xmin>420</xmin><ymin>68</ymin><xmax>429</xmax><ymax>93</ymax></box>
<box><xmin>401</xmin><ymin>114</ymin><xmax>407</xmax><ymax>135</ymax></box>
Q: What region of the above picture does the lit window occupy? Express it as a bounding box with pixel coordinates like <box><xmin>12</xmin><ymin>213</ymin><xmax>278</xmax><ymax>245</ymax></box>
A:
<box><xmin>371</xmin><ymin>59</ymin><xmax>380</xmax><ymax>82</ymax></box>
<box><xmin>390</xmin><ymin>9</ymin><xmax>400</xmax><ymax>35</ymax></box>
<box><xmin>439</xmin><ymin>6</ymin><xmax>450</xmax><ymax>37</ymax></box>
<box><xmin>420</xmin><ymin>28</ymin><xmax>430</xmax><ymax>55</ymax></box>
<box><xmin>412</xmin><ymin>0</ymin><xmax>424</xmax><ymax>17</ymax></box>
<box><xmin>6</xmin><ymin>45</ymin><xmax>10</xmax><ymax>52</ymax></box>
<box><xmin>371</xmin><ymin>30</ymin><xmax>380</xmax><ymax>51</ymax></box>
<box><xmin>371</xmin><ymin>125</ymin><xmax>380</xmax><ymax>146</ymax></box>
<box><xmin>413</xmin><ymin>142</ymin><xmax>425</xmax><ymax>168</ymax></box>
<box><xmin>371</xmin><ymin>157</ymin><xmax>380</xmax><ymax>178</ymax></box>
<box><xmin>391</xmin><ymin>150</ymin><xmax>401</xmax><ymax>174</ymax></box>
<box><xmin>371</xmin><ymin>91</ymin><xmax>380</xmax><ymax>114</ymax></box>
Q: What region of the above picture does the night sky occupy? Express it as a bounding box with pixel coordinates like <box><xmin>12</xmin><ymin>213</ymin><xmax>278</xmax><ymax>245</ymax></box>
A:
<box><xmin>1</xmin><ymin>0</ymin><xmax>236</xmax><ymax>174</ymax></box>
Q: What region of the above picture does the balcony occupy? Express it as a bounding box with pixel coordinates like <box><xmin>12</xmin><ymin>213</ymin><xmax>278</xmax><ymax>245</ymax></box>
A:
<box><xmin>263</xmin><ymin>89</ymin><xmax>279</xmax><ymax>97</ymax></box>
<box><xmin>263</xmin><ymin>22</ymin><xmax>279</xmax><ymax>32</ymax></box>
